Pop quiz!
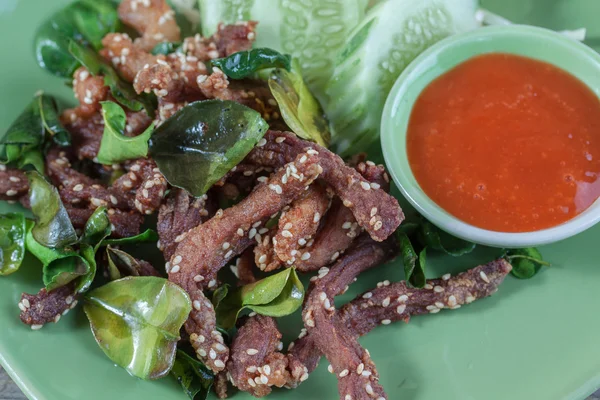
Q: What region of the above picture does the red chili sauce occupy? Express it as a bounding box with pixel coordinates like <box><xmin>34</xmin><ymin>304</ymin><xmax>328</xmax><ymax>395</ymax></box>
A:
<box><xmin>407</xmin><ymin>53</ymin><xmax>600</xmax><ymax>232</ymax></box>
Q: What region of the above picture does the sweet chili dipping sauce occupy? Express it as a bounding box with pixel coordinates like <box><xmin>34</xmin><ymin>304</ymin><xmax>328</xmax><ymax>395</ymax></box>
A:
<box><xmin>407</xmin><ymin>53</ymin><xmax>600</xmax><ymax>232</ymax></box>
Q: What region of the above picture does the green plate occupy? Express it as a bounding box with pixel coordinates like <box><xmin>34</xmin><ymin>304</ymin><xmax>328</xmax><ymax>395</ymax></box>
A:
<box><xmin>1</xmin><ymin>1</ymin><xmax>599</xmax><ymax>400</ymax></box>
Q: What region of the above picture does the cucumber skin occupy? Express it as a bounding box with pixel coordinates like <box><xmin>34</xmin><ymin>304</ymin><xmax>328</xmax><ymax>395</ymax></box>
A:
<box><xmin>325</xmin><ymin>0</ymin><xmax>480</xmax><ymax>156</ymax></box>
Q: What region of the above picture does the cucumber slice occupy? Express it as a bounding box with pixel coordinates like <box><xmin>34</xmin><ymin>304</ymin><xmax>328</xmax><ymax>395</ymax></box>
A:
<box><xmin>198</xmin><ymin>0</ymin><xmax>364</xmax><ymax>100</ymax></box>
<box><xmin>325</xmin><ymin>0</ymin><xmax>480</xmax><ymax>156</ymax></box>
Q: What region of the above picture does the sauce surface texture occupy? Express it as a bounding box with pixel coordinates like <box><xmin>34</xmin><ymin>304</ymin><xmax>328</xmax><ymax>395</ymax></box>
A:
<box><xmin>407</xmin><ymin>53</ymin><xmax>600</xmax><ymax>232</ymax></box>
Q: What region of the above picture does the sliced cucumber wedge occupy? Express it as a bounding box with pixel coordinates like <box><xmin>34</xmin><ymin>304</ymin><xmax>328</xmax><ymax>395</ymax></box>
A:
<box><xmin>325</xmin><ymin>0</ymin><xmax>480</xmax><ymax>156</ymax></box>
<box><xmin>198</xmin><ymin>0</ymin><xmax>364</xmax><ymax>100</ymax></box>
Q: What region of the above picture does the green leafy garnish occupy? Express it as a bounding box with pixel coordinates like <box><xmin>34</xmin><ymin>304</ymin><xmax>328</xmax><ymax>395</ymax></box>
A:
<box><xmin>27</xmin><ymin>171</ymin><xmax>78</xmax><ymax>248</ymax></box>
<box><xmin>0</xmin><ymin>213</ymin><xmax>26</xmax><ymax>276</ymax></box>
<box><xmin>214</xmin><ymin>268</ymin><xmax>304</xmax><ymax>330</ymax></box>
<box><xmin>504</xmin><ymin>248</ymin><xmax>550</xmax><ymax>279</ymax></box>
<box><xmin>83</xmin><ymin>276</ymin><xmax>192</xmax><ymax>380</ymax></box>
<box><xmin>171</xmin><ymin>350</ymin><xmax>214</xmax><ymax>400</ymax></box>
<box><xmin>43</xmin><ymin>254</ymin><xmax>90</xmax><ymax>291</ymax></box>
<box><xmin>397</xmin><ymin>232</ymin><xmax>426</xmax><ymax>288</ymax></box>
<box><xmin>100</xmin><ymin>229</ymin><xmax>159</xmax><ymax>246</ymax></box>
<box><xmin>80</xmin><ymin>206</ymin><xmax>112</xmax><ymax>250</ymax></box>
<box><xmin>151</xmin><ymin>42</ymin><xmax>182</xmax><ymax>55</ymax></box>
<box><xmin>33</xmin><ymin>0</ymin><xmax>119</xmax><ymax>78</ymax></box>
<box><xmin>269</xmin><ymin>61</ymin><xmax>331</xmax><ymax>147</ymax></box>
<box><xmin>68</xmin><ymin>41</ymin><xmax>156</xmax><ymax>116</ymax></box>
<box><xmin>105</xmin><ymin>246</ymin><xmax>147</xmax><ymax>281</ymax></box>
<box><xmin>0</xmin><ymin>93</ymin><xmax>70</xmax><ymax>172</ymax></box>
<box><xmin>417</xmin><ymin>219</ymin><xmax>476</xmax><ymax>257</ymax></box>
<box><xmin>149</xmin><ymin>100</ymin><xmax>268</xmax><ymax>196</ymax></box>
<box><xmin>96</xmin><ymin>102</ymin><xmax>155</xmax><ymax>165</ymax></box>
<box><xmin>211</xmin><ymin>48</ymin><xmax>291</xmax><ymax>79</ymax></box>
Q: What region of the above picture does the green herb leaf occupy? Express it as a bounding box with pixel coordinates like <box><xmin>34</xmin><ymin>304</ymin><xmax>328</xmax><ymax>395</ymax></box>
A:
<box><xmin>38</xmin><ymin>93</ymin><xmax>71</xmax><ymax>147</ymax></box>
<box><xmin>418</xmin><ymin>219</ymin><xmax>476</xmax><ymax>257</ymax></box>
<box><xmin>83</xmin><ymin>276</ymin><xmax>191</xmax><ymax>380</ymax></box>
<box><xmin>105</xmin><ymin>246</ymin><xmax>146</xmax><ymax>281</ymax></box>
<box><xmin>149</xmin><ymin>100</ymin><xmax>268</xmax><ymax>196</ymax></box>
<box><xmin>101</xmin><ymin>229</ymin><xmax>158</xmax><ymax>246</ymax></box>
<box><xmin>397</xmin><ymin>232</ymin><xmax>426</xmax><ymax>288</ymax></box>
<box><xmin>170</xmin><ymin>350</ymin><xmax>214</xmax><ymax>400</ymax></box>
<box><xmin>34</xmin><ymin>0</ymin><xmax>119</xmax><ymax>78</ymax></box>
<box><xmin>96</xmin><ymin>102</ymin><xmax>154</xmax><ymax>165</ymax></box>
<box><xmin>80</xmin><ymin>207</ymin><xmax>111</xmax><ymax>250</ymax></box>
<box><xmin>27</xmin><ymin>171</ymin><xmax>78</xmax><ymax>248</ymax></box>
<box><xmin>211</xmin><ymin>48</ymin><xmax>291</xmax><ymax>79</ymax></box>
<box><xmin>43</xmin><ymin>254</ymin><xmax>90</xmax><ymax>291</ymax></box>
<box><xmin>505</xmin><ymin>248</ymin><xmax>550</xmax><ymax>279</ymax></box>
<box><xmin>268</xmin><ymin>61</ymin><xmax>331</xmax><ymax>147</ymax></box>
<box><xmin>0</xmin><ymin>213</ymin><xmax>26</xmax><ymax>276</ymax></box>
<box><xmin>215</xmin><ymin>268</ymin><xmax>304</xmax><ymax>330</ymax></box>
<box><xmin>151</xmin><ymin>42</ymin><xmax>182</xmax><ymax>55</ymax></box>
<box><xmin>68</xmin><ymin>41</ymin><xmax>156</xmax><ymax>116</ymax></box>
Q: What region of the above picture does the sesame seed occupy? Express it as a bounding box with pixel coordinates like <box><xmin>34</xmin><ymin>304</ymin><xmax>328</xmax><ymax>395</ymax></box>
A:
<box><xmin>214</xmin><ymin>360</ymin><xmax>225</xmax><ymax>368</ymax></box>
<box><xmin>91</xmin><ymin>198</ymin><xmax>103</xmax><ymax>207</ymax></box>
<box><xmin>370</xmin><ymin>207</ymin><xmax>378</xmax><ymax>217</ymax></box>
<box><xmin>307</xmin><ymin>149</ymin><xmax>319</xmax><ymax>155</ymax></box>
<box><xmin>209</xmin><ymin>349</ymin><xmax>217</xmax><ymax>359</ymax></box>
<box><xmin>259</xmin><ymin>228</ymin><xmax>268</xmax><ymax>234</ymax></box>
<box><xmin>360</xmin><ymin>181</ymin><xmax>371</xmax><ymax>190</ymax></box>
<box><xmin>9</xmin><ymin>176</ymin><xmax>20</xmax><ymax>183</ymax></box>
<box><xmin>370</xmin><ymin>182</ymin><xmax>381</xmax><ymax>190</ymax></box>
<box><xmin>17</xmin><ymin>302</ymin><xmax>26</xmax><ymax>312</ymax></box>
<box><xmin>466</xmin><ymin>295</ymin><xmax>476</xmax><ymax>303</ymax></box>
<box><xmin>197</xmin><ymin>348</ymin><xmax>207</xmax><ymax>357</ymax></box>
<box><xmin>298</xmin><ymin>238</ymin><xmax>307</xmax><ymax>246</ymax></box>
<box><xmin>339</xmin><ymin>369</ymin><xmax>349</xmax><ymax>377</ymax></box>
<box><xmin>424</xmin><ymin>283</ymin><xmax>433</xmax><ymax>290</ymax></box>
<box><xmin>222</xmin><ymin>242</ymin><xmax>230</xmax><ymax>250</ymax></box>
<box><xmin>193</xmin><ymin>300</ymin><xmax>201</xmax><ymax>310</ymax></box>
<box><xmin>442</xmin><ymin>273</ymin><xmax>451</xmax><ymax>280</ymax></box>
<box><xmin>448</xmin><ymin>295</ymin><xmax>457</xmax><ymax>307</ymax></box>
<box><xmin>365</xmin><ymin>384</ymin><xmax>374</xmax><ymax>396</ymax></box>
<box><xmin>342</xmin><ymin>222</ymin><xmax>352</xmax><ymax>229</ymax></box>
<box><xmin>480</xmin><ymin>271</ymin><xmax>490</xmax><ymax>283</ymax></box>
<box><xmin>208</xmin><ymin>279</ymin><xmax>217</xmax><ymax>288</ymax></box>
<box><xmin>301</xmin><ymin>252</ymin><xmax>311</xmax><ymax>260</ymax></box>
<box><xmin>362</xmin><ymin>370</ymin><xmax>372</xmax><ymax>377</ymax></box>
<box><xmin>248</xmin><ymin>378</ymin><xmax>256</xmax><ymax>387</ymax></box>
<box><xmin>31</xmin><ymin>324</ymin><xmax>43</xmax><ymax>330</ymax></box>
<box><xmin>313</xmin><ymin>212</ymin><xmax>321</xmax><ymax>223</ymax></box>
<box><xmin>426</xmin><ymin>305</ymin><xmax>438</xmax><ymax>311</ymax></box>
<box><xmin>237</xmin><ymin>228</ymin><xmax>244</xmax><ymax>236</ymax></box>
<box><xmin>299</xmin><ymin>155</ymin><xmax>307</xmax><ymax>163</ymax></box>
<box><xmin>382</xmin><ymin>297</ymin><xmax>391</xmax><ymax>307</ymax></box>
<box><xmin>170</xmin><ymin>264</ymin><xmax>181</xmax><ymax>273</ymax></box>
<box><xmin>283</xmin><ymin>222</ymin><xmax>293</xmax><ymax>230</ymax></box>
<box><xmin>249</xmin><ymin>228</ymin><xmax>257</xmax><ymax>238</ymax></box>
<box><xmin>6</xmin><ymin>189</ymin><xmax>17</xmax><ymax>196</ymax></box>
<box><xmin>246</xmin><ymin>348</ymin><xmax>259</xmax><ymax>355</ymax></box>
<box><xmin>305</xmin><ymin>317</ymin><xmax>315</xmax><ymax>327</ymax></box>
<box><xmin>197</xmin><ymin>335</ymin><xmax>205</xmax><ymax>343</ymax></box>
<box><xmin>123</xmin><ymin>180</ymin><xmax>133</xmax><ymax>188</ymax></box>
<box><xmin>258</xmin><ymin>254</ymin><xmax>267</xmax><ymax>264</ymax></box>
<box><xmin>328</xmin><ymin>365</ymin><xmax>334</xmax><ymax>373</ymax></box>
<box><xmin>345</xmin><ymin>396</ymin><xmax>352</xmax><ymax>400</ymax></box>
<box><xmin>257</xmin><ymin>138</ymin><xmax>267</xmax><ymax>147</ymax></box>
<box><xmin>434</xmin><ymin>285</ymin><xmax>444</xmax><ymax>293</ymax></box>
<box><xmin>281</xmin><ymin>230</ymin><xmax>293</xmax><ymax>238</ymax></box>
<box><xmin>300</xmin><ymin>372</ymin><xmax>309</xmax><ymax>382</ymax></box>
<box><xmin>435</xmin><ymin>302</ymin><xmax>445</xmax><ymax>309</ymax></box>
<box><xmin>225</xmin><ymin>250</ymin><xmax>233</xmax><ymax>258</ymax></box>
<box><xmin>362</xmin><ymin>292</ymin><xmax>373</xmax><ymax>299</ymax></box>
<box><xmin>356</xmin><ymin>363</ymin><xmax>364</xmax><ymax>374</ymax></box>
<box><xmin>173</xmin><ymin>255</ymin><xmax>182</xmax><ymax>264</ymax></box>
<box><xmin>246</xmin><ymin>366</ymin><xmax>257</xmax><ymax>373</ymax></box>
<box><xmin>397</xmin><ymin>304</ymin><xmax>406</xmax><ymax>314</ymax></box>
<box><xmin>374</xmin><ymin>221</ymin><xmax>383</xmax><ymax>231</ymax></box>
<box><xmin>275</xmin><ymin>136</ymin><xmax>286</xmax><ymax>143</ymax></box>
<box><xmin>110</xmin><ymin>195</ymin><xmax>118</xmax><ymax>205</ymax></box>
<box><xmin>381</xmin><ymin>319</ymin><xmax>391</xmax><ymax>325</ymax></box>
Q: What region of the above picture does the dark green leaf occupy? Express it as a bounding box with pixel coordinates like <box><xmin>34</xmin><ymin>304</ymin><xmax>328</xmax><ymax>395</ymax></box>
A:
<box><xmin>83</xmin><ymin>276</ymin><xmax>192</xmax><ymax>379</ymax></box>
<box><xmin>149</xmin><ymin>100</ymin><xmax>268</xmax><ymax>196</ymax></box>
<box><xmin>16</xmin><ymin>149</ymin><xmax>45</xmax><ymax>174</ymax></box>
<box><xmin>101</xmin><ymin>229</ymin><xmax>158</xmax><ymax>246</ymax></box>
<box><xmin>211</xmin><ymin>48</ymin><xmax>291</xmax><ymax>79</ymax></box>
<box><xmin>398</xmin><ymin>232</ymin><xmax>426</xmax><ymax>288</ymax></box>
<box><xmin>96</xmin><ymin>102</ymin><xmax>154</xmax><ymax>165</ymax></box>
<box><xmin>68</xmin><ymin>41</ymin><xmax>157</xmax><ymax>116</ymax></box>
<box><xmin>38</xmin><ymin>93</ymin><xmax>71</xmax><ymax>147</ymax></box>
<box><xmin>27</xmin><ymin>171</ymin><xmax>78</xmax><ymax>248</ymax></box>
<box><xmin>43</xmin><ymin>254</ymin><xmax>90</xmax><ymax>291</ymax></box>
<box><xmin>171</xmin><ymin>350</ymin><xmax>213</xmax><ymax>400</ymax></box>
<box><xmin>76</xmin><ymin>244</ymin><xmax>98</xmax><ymax>293</ymax></box>
<box><xmin>418</xmin><ymin>219</ymin><xmax>476</xmax><ymax>257</ymax></box>
<box><xmin>105</xmin><ymin>246</ymin><xmax>145</xmax><ymax>281</ymax></box>
<box><xmin>505</xmin><ymin>248</ymin><xmax>550</xmax><ymax>279</ymax></box>
<box><xmin>151</xmin><ymin>42</ymin><xmax>182</xmax><ymax>55</ymax></box>
<box><xmin>80</xmin><ymin>207</ymin><xmax>111</xmax><ymax>250</ymax></box>
<box><xmin>215</xmin><ymin>268</ymin><xmax>304</xmax><ymax>330</ymax></box>
<box><xmin>0</xmin><ymin>213</ymin><xmax>26</xmax><ymax>276</ymax></box>
<box><xmin>268</xmin><ymin>61</ymin><xmax>331</xmax><ymax>147</ymax></box>
<box><xmin>34</xmin><ymin>0</ymin><xmax>119</xmax><ymax>78</ymax></box>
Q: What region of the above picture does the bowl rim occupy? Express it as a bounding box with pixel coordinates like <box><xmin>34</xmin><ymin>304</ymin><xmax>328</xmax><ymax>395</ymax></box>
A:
<box><xmin>381</xmin><ymin>24</ymin><xmax>600</xmax><ymax>248</ymax></box>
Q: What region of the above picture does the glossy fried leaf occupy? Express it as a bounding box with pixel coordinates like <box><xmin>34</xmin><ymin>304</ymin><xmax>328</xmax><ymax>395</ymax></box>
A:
<box><xmin>27</xmin><ymin>171</ymin><xmax>78</xmax><ymax>248</ymax></box>
<box><xmin>269</xmin><ymin>61</ymin><xmax>331</xmax><ymax>147</ymax></box>
<box><xmin>505</xmin><ymin>247</ymin><xmax>550</xmax><ymax>279</ymax></box>
<box><xmin>211</xmin><ymin>48</ymin><xmax>291</xmax><ymax>79</ymax></box>
<box><xmin>215</xmin><ymin>268</ymin><xmax>304</xmax><ymax>330</ymax></box>
<box><xmin>38</xmin><ymin>93</ymin><xmax>71</xmax><ymax>147</ymax></box>
<box><xmin>398</xmin><ymin>232</ymin><xmax>426</xmax><ymax>288</ymax></box>
<box><xmin>96</xmin><ymin>102</ymin><xmax>154</xmax><ymax>165</ymax></box>
<box><xmin>151</xmin><ymin>42</ymin><xmax>182</xmax><ymax>55</ymax></box>
<box><xmin>106</xmin><ymin>246</ymin><xmax>144</xmax><ymax>281</ymax></box>
<box><xmin>83</xmin><ymin>277</ymin><xmax>192</xmax><ymax>380</ymax></box>
<box><xmin>418</xmin><ymin>219</ymin><xmax>476</xmax><ymax>257</ymax></box>
<box><xmin>68</xmin><ymin>41</ymin><xmax>156</xmax><ymax>116</ymax></box>
<box><xmin>170</xmin><ymin>350</ymin><xmax>214</xmax><ymax>400</ymax></box>
<box><xmin>0</xmin><ymin>213</ymin><xmax>26</xmax><ymax>276</ymax></box>
<box><xmin>149</xmin><ymin>100</ymin><xmax>268</xmax><ymax>196</ymax></box>
<box><xmin>43</xmin><ymin>254</ymin><xmax>90</xmax><ymax>292</ymax></box>
<box><xmin>34</xmin><ymin>0</ymin><xmax>119</xmax><ymax>78</ymax></box>
<box><xmin>101</xmin><ymin>229</ymin><xmax>158</xmax><ymax>246</ymax></box>
<box><xmin>80</xmin><ymin>207</ymin><xmax>111</xmax><ymax>250</ymax></box>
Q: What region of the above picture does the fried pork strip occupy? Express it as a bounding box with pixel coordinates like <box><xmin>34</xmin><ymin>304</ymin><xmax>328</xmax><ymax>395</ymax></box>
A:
<box><xmin>253</xmin><ymin>227</ymin><xmax>281</xmax><ymax>273</ymax></box>
<box><xmin>157</xmin><ymin>188</ymin><xmax>212</xmax><ymax>260</ymax></box>
<box><xmin>235</xmin><ymin>249</ymin><xmax>257</xmax><ymax>285</ymax></box>
<box><xmin>0</xmin><ymin>166</ymin><xmax>28</xmax><ymax>203</ymax></box>
<box><xmin>273</xmin><ymin>184</ymin><xmax>331</xmax><ymax>267</ymax></box>
<box><xmin>118</xmin><ymin>0</ymin><xmax>181</xmax><ymax>52</ymax></box>
<box><xmin>289</xmin><ymin>259</ymin><xmax>513</xmax><ymax>380</ymax></box>
<box><xmin>169</xmin><ymin>152</ymin><xmax>323</xmax><ymax>373</ymax></box>
<box><xmin>245</xmin><ymin>131</ymin><xmax>403</xmax><ymax>241</ymax></box>
<box><xmin>18</xmin><ymin>285</ymin><xmax>78</xmax><ymax>329</ymax></box>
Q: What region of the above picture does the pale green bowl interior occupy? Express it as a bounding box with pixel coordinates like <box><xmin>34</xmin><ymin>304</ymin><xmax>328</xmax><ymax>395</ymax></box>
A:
<box><xmin>381</xmin><ymin>25</ymin><xmax>600</xmax><ymax>248</ymax></box>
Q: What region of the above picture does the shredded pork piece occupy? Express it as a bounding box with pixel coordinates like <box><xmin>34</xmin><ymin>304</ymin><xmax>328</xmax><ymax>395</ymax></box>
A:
<box><xmin>157</xmin><ymin>188</ymin><xmax>212</xmax><ymax>260</ymax></box>
<box><xmin>118</xmin><ymin>0</ymin><xmax>181</xmax><ymax>52</ymax></box>
<box><xmin>253</xmin><ymin>227</ymin><xmax>281</xmax><ymax>272</ymax></box>
<box><xmin>0</xmin><ymin>166</ymin><xmax>28</xmax><ymax>203</ymax></box>
<box><xmin>274</xmin><ymin>184</ymin><xmax>331</xmax><ymax>266</ymax></box>
<box><xmin>72</xmin><ymin>67</ymin><xmax>110</xmax><ymax>118</ymax></box>
<box><xmin>235</xmin><ymin>248</ymin><xmax>257</xmax><ymax>285</ymax></box>
<box><xmin>101</xmin><ymin>33</ymin><xmax>159</xmax><ymax>82</ymax></box>
<box><xmin>215</xmin><ymin>371</ymin><xmax>229</xmax><ymax>399</ymax></box>
<box><xmin>246</xmin><ymin>131</ymin><xmax>404</xmax><ymax>241</ymax></box>
<box><xmin>19</xmin><ymin>285</ymin><xmax>78</xmax><ymax>329</ymax></box>
<box><xmin>170</xmin><ymin>152</ymin><xmax>323</xmax><ymax>373</ymax></box>
<box><xmin>112</xmin><ymin>158</ymin><xmax>168</xmax><ymax>215</ymax></box>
